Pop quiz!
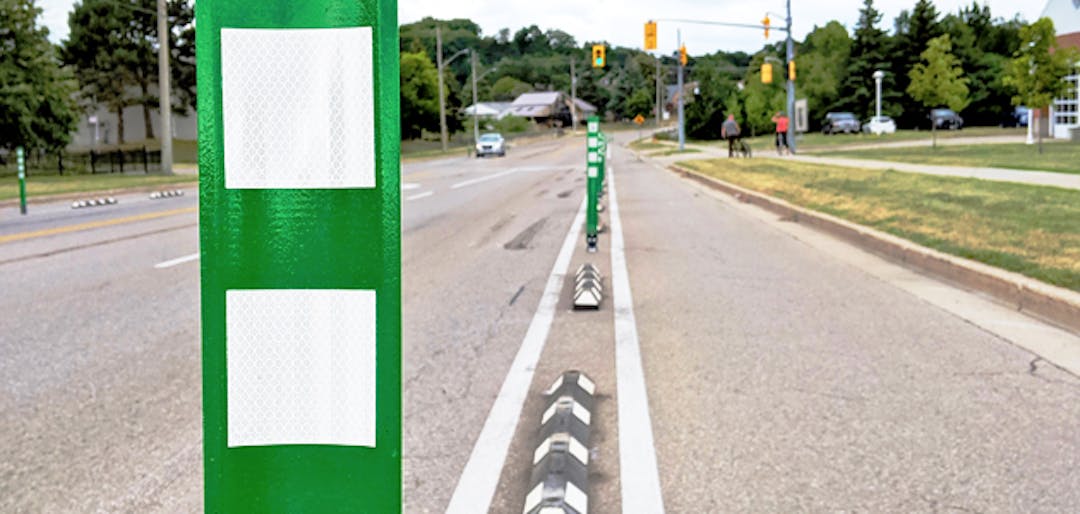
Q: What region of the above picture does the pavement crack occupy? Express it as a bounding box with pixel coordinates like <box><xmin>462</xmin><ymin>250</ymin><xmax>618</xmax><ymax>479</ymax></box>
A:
<box><xmin>503</xmin><ymin>217</ymin><xmax>548</xmax><ymax>250</ymax></box>
<box><xmin>509</xmin><ymin>285</ymin><xmax>526</xmax><ymax>306</ymax></box>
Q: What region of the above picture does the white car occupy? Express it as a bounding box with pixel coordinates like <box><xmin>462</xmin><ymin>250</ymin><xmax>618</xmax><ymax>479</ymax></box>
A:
<box><xmin>862</xmin><ymin>116</ymin><xmax>897</xmax><ymax>135</ymax></box>
<box><xmin>475</xmin><ymin>133</ymin><xmax>506</xmax><ymax>158</ymax></box>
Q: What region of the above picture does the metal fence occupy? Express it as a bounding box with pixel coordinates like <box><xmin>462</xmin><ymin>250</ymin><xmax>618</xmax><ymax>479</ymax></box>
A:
<box><xmin>1</xmin><ymin>147</ymin><xmax>163</xmax><ymax>176</ymax></box>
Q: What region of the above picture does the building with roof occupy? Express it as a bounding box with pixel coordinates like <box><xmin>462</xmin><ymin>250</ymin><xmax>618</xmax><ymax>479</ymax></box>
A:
<box><xmin>505</xmin><ymin>92</ymin><xmax>597</xmax><ymax>127</ymax></box>
<box><xmin>1043</xmin><ymin>0</ymin><xmax>1080</xmax><ymax>139</ymax></box>
<box><xmin>461</xmin><ymin>102</ymin><xmax>513</xmax><ymax>119</ymax></box>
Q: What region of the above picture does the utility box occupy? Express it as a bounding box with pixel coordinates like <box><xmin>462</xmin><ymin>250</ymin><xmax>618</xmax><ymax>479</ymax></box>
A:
<box><xmin>794</xmin><ymin>99</ymin><xmax>808</xmax><ymax>133</ymax></box>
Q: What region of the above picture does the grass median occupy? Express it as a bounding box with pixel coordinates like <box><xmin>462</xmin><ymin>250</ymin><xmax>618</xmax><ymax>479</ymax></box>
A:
<box><xmin>1</xmin><ymin>173</ymin><xmax>197</xmax><ymax>202</ymax></box>
<box><xmin>678</xmin><ymin>158</ymin><xmax>1080</xmax><ymax>292</ymax></box>
<box><xmin>829</xmin><ymin>143</ymin><xmax>1080</xmax><ymax>174</ymax></box>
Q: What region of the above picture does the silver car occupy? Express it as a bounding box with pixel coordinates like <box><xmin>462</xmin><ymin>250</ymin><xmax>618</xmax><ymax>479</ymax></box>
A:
<box><xmin>475</xmin><ymin>133</ymin><xmax>506</xmax><ymax>158</ymax></box>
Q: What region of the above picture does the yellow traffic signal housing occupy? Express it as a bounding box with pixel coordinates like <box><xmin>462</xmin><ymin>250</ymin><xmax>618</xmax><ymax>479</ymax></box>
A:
<box><xmin>763</xmin><ymin>16</ymin><xmax>771</xmax><ymax>39</ymax></box>
<box><xmin>761</xmin><ymin>63</ymin><xmax>773</xmax><ymax>84</ymax></box>
<box><xmin>644</xmin><ymin>21</ymin><xmax>657</xmax><ymax>50</ymax></box>
<box><xmin>788</xmin><ymin>60</ymin><xmax>796</xmax><ymax>81</ymax></box>
<box><xmin>592</xmin><ymin>44</ymin><xmax>606</xmax><ymax>68</ymax></box>
<box><xmin>679</xmin><ymin>45</ymin><xmax>688</xmax><ymax>66</ymax></box>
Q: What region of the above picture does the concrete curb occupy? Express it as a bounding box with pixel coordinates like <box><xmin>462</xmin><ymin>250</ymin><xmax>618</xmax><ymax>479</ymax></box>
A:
<box><xmin>669</xmin><ymin>163</ymin><xmax>1080</xmax><ymax>335</ymax></box>
<box><xmin>0</xmin><ymin>181</ymin><xmax>196</xmax><ymax>209</ymax></box>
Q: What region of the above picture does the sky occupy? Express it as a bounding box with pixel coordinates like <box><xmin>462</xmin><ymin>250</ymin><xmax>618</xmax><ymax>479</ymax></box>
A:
<box><xmin>38</xmin><ymin>0</ymin><xmax>1047</xmax><ymax>54</ymax></box>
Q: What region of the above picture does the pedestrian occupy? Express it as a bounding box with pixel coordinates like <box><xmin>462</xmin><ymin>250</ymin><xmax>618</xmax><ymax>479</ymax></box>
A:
<box><xmin>721</xmin><ymin>114</ymin><xmax>741</xmax><ymax>158</ymax></box>
<box><xmin>771</xmin><ymin>111</ymin><xmax>790</xmax><ymax>155</ymax></box>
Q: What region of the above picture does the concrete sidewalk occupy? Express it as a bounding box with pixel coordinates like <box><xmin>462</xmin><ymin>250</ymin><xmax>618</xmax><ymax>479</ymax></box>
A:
<box><xmin>657</xmin><ymin>141</ymin><xmax>1080</xmax><ymax>191</ymax></box>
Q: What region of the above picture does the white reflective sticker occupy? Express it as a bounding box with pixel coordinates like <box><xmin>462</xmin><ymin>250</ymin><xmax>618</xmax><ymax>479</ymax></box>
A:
<box><xmin>543</xmin><ymin>375</ymin><xmax>564</xmax><ymax>396</ymax></box>
<box><xmin>565</xmin><ymin>481</ymin><xmax>588</xmax><ymax>514</ymax></box>
<box><xmin>568</xmin><ymin>435</ymin><xmax>589</xmax><ymax>466</ymax></box>
<box><xmin>588</xmin><ymin>121</ymin><xmax>599</xmax><ymax>133</ymax></box>
<box><xmin>587</xmin><ymin>137</ymin><xmax>598</xmax><ymax>148</ymax></box>
<box><xmin>225</xmin><ymin>289</ymin><xmax>376</xmax><ymax>447</ymax></box>
<box><xmin>587</xmin><ymin>152</ymin><xmax>599</xmax><ymax>163</ymax></box>
<box><xmin>221</xmin><ymin>27</ymin><xmax>376</xmax><ymax>189</ymax></box>
<box><xmin>577</xmin><ymin>374</ymin><xmax>596</xmax><ymax>395</ymax></box>
<box><xmin>572</xmin><ymin>402</ymin><xmax>591</xmax><ymax>426</ymax></box>
<box><xmin>523</xmin><ymin>482</ymin><xmax>544</xmax><ymax>514</ymax></box>
<box><xmin>588</xmin><ymin>166</ymin><xmax>599</xmax><ymax>178</ymax></box>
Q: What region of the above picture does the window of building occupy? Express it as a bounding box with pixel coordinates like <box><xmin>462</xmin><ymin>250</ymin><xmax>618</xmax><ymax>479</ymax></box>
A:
<box><xmin>1053</xmin><ymin>73</ymin><xmax>1079</xmax><ymax>126</ymax></box>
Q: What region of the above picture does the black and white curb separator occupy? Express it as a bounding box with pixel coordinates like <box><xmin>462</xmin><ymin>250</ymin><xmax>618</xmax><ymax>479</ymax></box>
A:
<box><xmin>150</xmin><ymin>190</ymin><xmax>185</xmax><ymax>199</ymax></box>
<box><xmin>573</xmin><ymin>264</ymin><xmax>603</xmax><ymax>310</ymax></box>
<box><xmin>523</xmin><ymin>370</ymin><xmax>596</xmax><ymax>514</ymax></box>
<box><xmin>71</xmin><ymin>197</ymin><xmax>118</xmax><ymax>209</ymax></box>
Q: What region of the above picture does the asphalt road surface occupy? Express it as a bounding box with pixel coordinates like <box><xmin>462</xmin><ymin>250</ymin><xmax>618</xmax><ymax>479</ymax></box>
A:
<box><xmin>1</xmin><ymin>136</ymin><xmax>1078</xmax><ymax>513</ymax></box>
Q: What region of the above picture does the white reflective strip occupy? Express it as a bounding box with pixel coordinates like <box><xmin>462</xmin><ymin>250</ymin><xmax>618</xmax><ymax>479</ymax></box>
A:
<box><xmin>568</xmin><ymin>435</ymin><xmax>589</xmax><ymax>466</ymax></box>
<box><xmin>588</xmin><ymin>152</ymin><xmax>599</xmax><ymax>163</ymax></box>
<box><xmin>572</xmin><ymin>402</ymin><xmax>591</xmax><ymax>426</ymax></box>
<box><xmin>225</xmin><ymin>289</ymin><xmax>376</xmax><ymax>448</ymax></box>
<box><xmin>587</xmin><ymin>137</ymin><xmax>598</xmax><ymax>148</ymax></box>
<box><xmin>221</xmin><ymin>27</ymin><xmax>375</xmax><ymax>189</ymax></box>
<box><xmin>154</xmin><ymin>252</ymin><xmax>200</xmax><ymax>269</ymax></box>
<box><xmin>539</xmin><ymin>508</ymin><xmax>564</xmax><ymax>514</ymax></box>
<box><xmin>523</xmin><ymin>482</ymin><xmax>544</xmax><ymax>514</ymax></box>
<box><xmin>565</xmin><ymin>481</ymin><xmax>588</xmax><ymax>514</ymax></box>
<box><xmin>541</xmin><ymin>397</ymin><xmax>564</xmax><ymax>425</ymax></box>
<box><xmin>577</xmin><ymin>374</ymin><xmax>596</xmax><ymax>396</ymax></box>
<box><xmin>588</xmin><ymin>121</ymin><xmax>599</xmax><ymax>132</ymax></box>
<box><xmin>543</xmin><ymin>375</ymin><xmax>564</xmax><ymax>396</ymax></box>
<box><xmin>588</xmin><ymin>166</ymin><xmax>598</xmax><ymax>178</ymax></box>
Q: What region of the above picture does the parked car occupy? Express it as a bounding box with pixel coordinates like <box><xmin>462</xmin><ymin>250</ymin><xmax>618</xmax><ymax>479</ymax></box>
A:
<box><xmin>862</xmin><ymin>115</ymin><xmax>897</xmax><ymax>135</ymax></box>
<box><xmin>930</xmin><ymin>108</ymin><xmax>964</xmax><ymax>130</ymax></box>
<box><xmin>1002</xmin><ymin>106</ymin><xmax>1029</xmax><ymax>127</ymax></box>
<box><xmin>475</xmin><ymin>133</ymin><xmax>506</xmax><ymax>157</ymax></box>
<box><xmin>821</xmin><ymin>112</ymin><xmax>861</xmax><ymax>134</ymax></box>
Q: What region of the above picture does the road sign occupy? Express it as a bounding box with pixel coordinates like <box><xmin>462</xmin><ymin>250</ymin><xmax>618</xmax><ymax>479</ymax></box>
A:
<box><xmin>633</xmin><ymin>114</ymin><xmax>645</xmax><ymax>125</ymax></box>
<box><xmin>197</xmin><ymin>1</ymin><xmax>400</xmax><ymax>512</ymax></box>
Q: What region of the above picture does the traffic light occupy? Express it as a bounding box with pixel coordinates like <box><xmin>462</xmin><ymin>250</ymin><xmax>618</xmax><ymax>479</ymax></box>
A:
<box><xmin>763</xmin><ymin>16</ymin><xmax>771</xmax><ymax>39</ymax></box>
<box><xmin>644</xmin><ymin>21</ymin><xmax>657</xmax><ymax>50</ymax></box>
<box><xmin>761</xmin><ymin>63</ymin><xmax>773</xmax><ymax>84</ymax></box>
<box><xmin>788</xmin><ymin>60</ymin><xmax>796</xmax><ymax>81</ymax></box>
<box><xmin>679</xmin><ymin>45</ymin><xmax>687</xmax><ymax>66</ymax></box>
<box><xmin>592</xmin><ymin>44</ymin><xmax>605</xmax><ymax>68</ymax></box>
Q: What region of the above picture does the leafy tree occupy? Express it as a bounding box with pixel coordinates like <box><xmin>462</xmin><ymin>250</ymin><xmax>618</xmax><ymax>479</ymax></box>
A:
<box><xmin>0</xmin><ymin>0</ymin><xmax>79</xmax><ymax>152</ymax></box>
<box><xmin>684</xmin><ymin>52</ymin><xmax>744</xmax><ymax>139</ymax></box>
<box><xmin>400</xmin><ymin>51</ymin><xmax>441</xmax><ymax>140</ymax></box>
<box><xmin>907</xmin><ymin>35</ymin><xmax>969</xmax><ymax>147</ymax></box>
<box><xmin>1004</xmin><ymin>18</ymin><xmax>1080</xmax><ymax>153</ymax></box>
<box><xmin>892</xmin><ymin>0</ymin><xmax>943</xmax><ymax>127</ymax></box>
<box><xmin>490</xmin><ymin>76</ymin><xmax>532</xmax><ymax>101</ymax></box>
<box><xmin>838</xmin><ymin>0</ymin><xmax>899</xmax><ymax>121</ymax></box>
<box><xmin>799</xmin><ymin>21</ymin><xmax>852</xmax><ymax>126</ymax></box>
<box><xmin>167</xmin><ymin>1</ymin><xmax>197</xmax><ymax>115</ymax></box>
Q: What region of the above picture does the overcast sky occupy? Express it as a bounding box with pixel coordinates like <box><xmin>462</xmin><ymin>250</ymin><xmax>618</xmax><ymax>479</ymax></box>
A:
<box><xmin>38</xmin><ymin>0</ymin><xmax>1046</xmax><ymax>54</ymax></box>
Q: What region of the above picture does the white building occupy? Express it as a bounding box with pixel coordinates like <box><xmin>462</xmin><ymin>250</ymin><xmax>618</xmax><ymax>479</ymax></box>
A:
<box><xmin>1042</xmin><ymin>0</ymin><xmax>1080</xmax><ymax>139</ymax></box>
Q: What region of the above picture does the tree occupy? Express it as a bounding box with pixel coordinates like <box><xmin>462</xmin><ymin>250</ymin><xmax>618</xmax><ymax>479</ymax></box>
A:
<box><xmin>490</xmin><ymin>76</ymin><xmax>531</xmax><ymax>101</ymax></box>
<box><xmin>892</xmin><ymin>0</ymin><xmax>943</xmax><ymax>127</ymax></box>
<box><xmin>1004</xmin><ymin>18</ymin><xmax>1079</xmax><ymax>153</ymax></box>
<box><xmin>799</xmin><ymin>21</ymin><xmax>852</xmax><ymax>125</ymax></box>
<box><xmin>0</xmin><ymin>0</ymin><xmax>79</xmax><ymax>152</ymax></box>
<box><xmin>907</xmin><ymin>35</ymin><xmax>969</xmax><ymax>147</ymax></box>
<box><xmin>838</xmin><ymin>0</ymin><xmax>898</xmax><ymax>121</ymax></box>
<box><xmin>400</xmin><ymin>51</ymin><xmax>441</xmax><ymax>140</ymax></box>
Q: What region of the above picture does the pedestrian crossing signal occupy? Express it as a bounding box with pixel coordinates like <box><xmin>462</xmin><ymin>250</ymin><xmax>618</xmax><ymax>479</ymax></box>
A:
<box><xmin>592</xmin><ymin>45</ymin><xmax>605</xmax><ymax>68</ymax></box>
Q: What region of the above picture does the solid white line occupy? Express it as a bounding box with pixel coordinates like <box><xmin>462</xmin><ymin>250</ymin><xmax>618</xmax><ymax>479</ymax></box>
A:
<box><xmin>154</xmin><ymin>252</ymin><xmax>200</xmax><ymax>269</ymax></box>
<box><xmin>445</xmin><ymin>197</ymin><xmax>587</xmax><ymax>514</ymax></box>
<box><xmin>609</xmin><ymin>163</ymin><xmax>666</xmax><ymax>513</ymax></box>
<box><xmin>406</xmin><ymin>191</ymin><xmax>434</xmax><ymax>201</ymax></box>
<box><xmin>450</xmin><ymin>168</ymin><xmax>521</xmax><ymax>190</ymax></box>
<box><xmin>401</xmin><ymin>182</ymin><xmax>421</xmax><ymax>191</ymax></box>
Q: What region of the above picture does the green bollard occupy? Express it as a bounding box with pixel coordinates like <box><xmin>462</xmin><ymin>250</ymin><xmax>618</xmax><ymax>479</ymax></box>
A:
<box><xmin>17</xmin><ymin>147</ymin><xmax>26</xmax><ymax>215</ymax></box>
<box><xmin>586</xmin><ymin>116</ymin><xmax>600</xmax><ymax>251</ymax></box>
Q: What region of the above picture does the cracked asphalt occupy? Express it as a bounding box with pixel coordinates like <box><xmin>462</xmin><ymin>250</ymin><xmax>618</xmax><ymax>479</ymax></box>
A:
<box><xmin>2</xmin><ymin>135</ymin><xmax>1078</xmax><ymax>512</ymax></box>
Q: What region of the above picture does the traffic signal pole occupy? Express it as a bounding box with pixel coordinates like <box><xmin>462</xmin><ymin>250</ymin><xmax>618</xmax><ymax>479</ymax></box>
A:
<box><xmin>785</xmin><ymin>0</ymin><xmax>796</xmax><ymax>154</ymax></box>
<box><xmin>677</xmin><ymin>29</ymin><xmax>685</xmax><ymax>151</ymax></box>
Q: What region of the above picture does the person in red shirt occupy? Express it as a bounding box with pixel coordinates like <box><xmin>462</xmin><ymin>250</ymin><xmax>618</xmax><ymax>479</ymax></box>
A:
<box><xmin>771</xmin><ymin>111</ymin><xmax>790</xmax><ymax>155</ymax></box>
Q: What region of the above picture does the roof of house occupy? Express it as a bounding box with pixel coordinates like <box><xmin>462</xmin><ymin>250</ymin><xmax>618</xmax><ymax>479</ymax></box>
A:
<box><xmin>462</xmin><ymin>102</ymin><xmax>513</xmax><ymax>116</ymax></box>
<box><xmin>512</xmin><ymin>92</ymin><xmax>562</xmax><ymax>107</ymax></box>
<box><xmin>572</xmin><ymin>98</ymin><xmax>598</xmax><ymax>113</ymax></box>
<box><xmin>1042</xmin><ymin>0</ymin><xmax>1080</xmax><ymax>37</ymax></box>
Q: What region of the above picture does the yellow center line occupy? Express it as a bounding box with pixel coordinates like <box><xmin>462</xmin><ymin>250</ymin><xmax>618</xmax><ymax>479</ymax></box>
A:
<box><xmin>0</xmin><ymin>207</ymin><xmax>198</xmax><ymax>245</ymax></box>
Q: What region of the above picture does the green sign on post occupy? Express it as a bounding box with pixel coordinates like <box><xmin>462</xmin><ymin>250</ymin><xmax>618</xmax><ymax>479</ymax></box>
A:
<box><xmin>16</xmin><ymin>147</ymin><xmax>26</xmax><ymax>215</ymax></box>
<box><xmin>586</xmin><ymin>116</ymin><xmax>601</xmax><ymax>251</ymax></box>
<box><xmin>197</xmin><ymin>1</ymin><xmax>400</xmax><ymax>512</ymax></box>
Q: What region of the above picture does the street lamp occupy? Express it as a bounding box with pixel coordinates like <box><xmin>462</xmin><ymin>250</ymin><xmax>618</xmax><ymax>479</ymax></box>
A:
<box><xmin>436</xmin><ymin>25</ymin><xmax>472</xmax><ymax>152</ymax></box>
<box><xmin>872</xmin><ymin>70</ymin><xmax>885</xmax><ymax>120</ymax></box>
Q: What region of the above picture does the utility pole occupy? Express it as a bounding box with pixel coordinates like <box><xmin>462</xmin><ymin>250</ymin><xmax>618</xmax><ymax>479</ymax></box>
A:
<box><xmin>570</xmin><ymin>55</ymin><xmax>578</xmax><ymax>132</ymax></box>
<box><xmin>677</xmin><ymin>29</ymin><xmax>685</xmax><ymax>151</ymax></box>
<box><xmin>471</xmin><ymin>50</ymin><xmax>479</xmax><ymax>144</ymax></box>
<box><xmin>157</xmin><ymin>0</ymin><xmax>173</xmax><ymax>174</ymax></box>
<box><xmin>785</xmin><ymin>0</ymin><xmax>796</xmax><ymax>154</ymax></box>
<box><xmin>656</xmin><ymin>57</ymin><xmax>662</xmax><ymax>127</ymax></box>
<box><xmin>436</xmin><ymin>26</ymin><xmax>449</xmax><ymax>152</ymax></box>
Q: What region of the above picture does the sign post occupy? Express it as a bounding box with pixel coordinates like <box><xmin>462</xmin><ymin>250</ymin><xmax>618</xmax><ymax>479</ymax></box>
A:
<box><xmin>586</xmin><ymin>116</ymin><xmax>601</xmax><ymax>252</ymax></box>
<box><xmin>16</xmin><ymin>147</ymin><xmax>26</xmax><ymax>215</ymax></box>
<box><xmin>197</xmin><ymin>1</ymin><xmax>400</xmax><ymax>511</ymax></box>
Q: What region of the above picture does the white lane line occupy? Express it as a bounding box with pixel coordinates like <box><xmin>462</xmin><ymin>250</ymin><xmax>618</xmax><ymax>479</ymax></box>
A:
<box><xmin>445</xmin><ymin>198</ymin><xmax>587</xmax><ymax>514</ymax></box>
<box><xmin>609</xmin><ymin>164</ymin><xmax>666</xmax><ymax>513</ymax></box>
<box><xmin>450</xmin><ymin>168</ymin><xmax>522</xmax><ymax>190</ymax></box>
<box><xmin>402</xmin><ymin>182</ymin><xmax>422</xmax><ymax>191</ymax></box>
<box><xmin>406</xmin><ymin>191</ymin><xmax>434</xmax><ymax>201</ymax></box>
<box><xmin>154</xmin><ymin>252</ymin><xmax>200</xmax><ymax>269</ymax></box>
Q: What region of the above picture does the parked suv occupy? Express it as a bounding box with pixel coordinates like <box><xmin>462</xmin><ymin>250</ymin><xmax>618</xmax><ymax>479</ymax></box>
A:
<box><xmin>930</xmin><ymin>108</ymin><xmax>964</xmax><ymax>130</ymax></box>
<box><xmin>821</xmin><ymin>112</ymin><xmax>861</xmax><ymax>134</ymax></box>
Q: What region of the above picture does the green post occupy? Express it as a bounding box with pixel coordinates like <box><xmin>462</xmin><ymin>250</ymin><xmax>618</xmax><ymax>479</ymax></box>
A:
<box><xmin>197</xmin><ymin>1</ymin><xmax>400</xmax><ymax>512</ymax></box>
<box><xmin>16</xmin><ymin>147</ymin><xmax>26</xmax><ymax>215</ymax></box>
<box><xmin>586</xmin><ymin>116</ymin><xmax>601</xmax><ymax>251</ymax></box>
<box><xmin>597</xmin><ymin>133</ymin><xmax>607</xmax><ymax>198</ymax></box>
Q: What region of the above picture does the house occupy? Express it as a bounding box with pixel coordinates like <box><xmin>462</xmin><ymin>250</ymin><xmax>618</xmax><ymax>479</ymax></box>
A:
<box><xmin>461</xmin><ymin>102</ymin><xmax>513</xmax><ymax>119</ymax></box>
<box><xmin>507</xmin><ymin>92</ymin><xmax>572</xmax><ymax>127</ymax></box>
<box><xmin>664</xmin><ymin>81</ymin><xmax>699</xmax><ymax>117</ymax></box>
<box><xmin>69</xmin><ymin>87</ymin><xmax>197</xmax><ymax>149</ymax></box>
<box><xmin>1042</xmin><ymin>0</ymin><xmax>1080</xmax><ymax>139</ymax></box>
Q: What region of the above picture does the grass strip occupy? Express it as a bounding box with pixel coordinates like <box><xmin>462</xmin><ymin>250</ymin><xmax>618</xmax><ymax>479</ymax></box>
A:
<box><xmin>679</xmin><ymin>158</ymin><xmax>1080</xmax><ymax>292</ymax></box>
<box><xmin>1</xmin><ymin>174</ymin><xmax>197</xmax><ymax>202</ymax></box>
<box><xmin>830</xmin><ymin>143</ymin><xmax>1080</xmax><ymax>175</ymax></box>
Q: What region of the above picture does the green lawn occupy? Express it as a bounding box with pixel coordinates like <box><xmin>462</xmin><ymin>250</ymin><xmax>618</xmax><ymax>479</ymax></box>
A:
<box><xmin>679</xmin><ymin>158</ymin><xmax>1080</xmax><ymax>291</ymax></box>
<box><xmin>1</xmin><ymin>173</ymin><xmax>197</xmax><ymax>202</ymax></box>
<box><xmin>647</xmin><ymin>148</ymin><xmax>701</xmax><ymax>157</ymax></box>
<box><xmin>716</xmin><ymin>127</ymin><xmax>1025</xmax><ymax>154</ymax></box>
<box><xmin>829</xmin><ymin>143</ymin><xmax>1080</xmax><ymax>174</ymax></box>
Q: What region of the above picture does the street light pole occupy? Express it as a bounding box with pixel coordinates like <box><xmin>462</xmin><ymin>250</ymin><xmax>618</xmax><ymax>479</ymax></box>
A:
<box><xmin>471</xmin><ymin>50</ymin><xmax>479</xmax><ymax>145</ymax></box>
<box><xmin>157</xmin><ymin>0</ymin><xmax>173</xmax><ymax>174</ymax></box>
<box><xmin>436</xmin><ymin>26</ymin><xmax>449</xmax><ymax>152</ymax></box>
<box><xmin>785</xmin><ymin>0</ymin><xmax>796</xmax><ymax>154</ymax></box>
<box><xmin>570</xmin><ymin>55</ymin><xmax>578</xmax><ymax>132</ymax></box>
<box><xmin>677</xmin><ymin>29</ymin><xmax>685</xmax><ymax>151</ymax></box>
<box><xmin>656</xmin><ymin>56</ymin><xmax>662</xmax><ymax>127</ymax></box>
<box><xmin>873</xmin><ymin>70</ymin><xmax>884</xmax><ymax>119</ymax></box>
